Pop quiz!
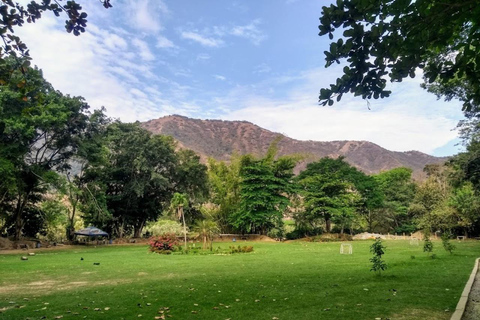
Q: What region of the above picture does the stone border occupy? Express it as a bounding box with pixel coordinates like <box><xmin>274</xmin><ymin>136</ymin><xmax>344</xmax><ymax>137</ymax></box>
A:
<box><xmin>451</xmin><ymin>257</ymin><xmax>480</xmax><ymax>320</ymax></box>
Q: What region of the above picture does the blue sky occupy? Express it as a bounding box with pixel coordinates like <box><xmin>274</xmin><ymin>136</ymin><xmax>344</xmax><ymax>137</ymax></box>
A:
<box><xmin>16</xmin><ymin>0</ymin><xmax>465</xmax><ymax>156</ymax></box>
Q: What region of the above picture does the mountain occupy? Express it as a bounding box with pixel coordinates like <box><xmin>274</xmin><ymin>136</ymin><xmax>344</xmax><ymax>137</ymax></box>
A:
<box><xmin>141</xmin><ymin>115</ymin><xmax>447</xmax><ymax>179</ymax></box>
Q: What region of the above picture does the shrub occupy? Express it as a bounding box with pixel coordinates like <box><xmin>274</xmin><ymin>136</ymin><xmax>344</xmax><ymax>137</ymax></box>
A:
<box><xmin>370</xmin><ymin>238</ymin><xmax>387</xmax><ymax>275</ymax></box>
<box><xmin>441</xmin><ymin>232</ymin><xmax>456</xmax><ymax>254</ymax></box>
<box><xmin>304</xmin><ymin>233</ymin><xmax>353</xmax><ymax>242</ymax></box>
<box><xmin>423</xmin><ymin>233</ymin><xmax>434</xmax><ymax>255</ymax></box>
<box><xmin>229</xmin><ymin>245</ymin><xmax>254</xmax><ymax>254</ymax></box>
<box><xmin>148</xmin><ymin>233</ymin><xmax>180</xmax><ymax>254</ymax></box>
<box><xmin>144</xmin><ymin>219</ymin><xmax>184</xmax><ymax>237</ymax></box>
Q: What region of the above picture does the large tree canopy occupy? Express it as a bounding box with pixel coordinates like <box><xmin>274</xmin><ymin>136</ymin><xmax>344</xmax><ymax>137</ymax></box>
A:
<box><xmin>0</xmin><ymin>0</ymin><xmax>112</xmax><ymax>59</ymax></box>
<box><xmin>318</xmin><ymin>0</ymin><xmax>480</xmax><ymax>112</ymax></box>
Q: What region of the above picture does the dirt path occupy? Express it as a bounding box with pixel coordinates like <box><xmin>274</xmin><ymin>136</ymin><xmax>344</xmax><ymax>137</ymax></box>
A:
<box><xmin>462</xmin><ymin>265</ymin><xmax>480</xmax><ymax>320</ymax></box>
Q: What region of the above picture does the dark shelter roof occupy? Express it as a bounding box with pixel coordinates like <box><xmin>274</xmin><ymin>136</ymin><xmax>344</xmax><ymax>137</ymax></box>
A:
<box><xmin>74</xmin><ymin>226</ymin><xmax>109</xmax><ymax>237</ymax></box>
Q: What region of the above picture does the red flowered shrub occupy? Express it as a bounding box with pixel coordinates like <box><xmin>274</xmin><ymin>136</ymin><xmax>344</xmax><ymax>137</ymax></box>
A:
<box><xmin>148</xmin><ymin>233</ymin><xmax>179</xmax><ymax>254</ymax></box>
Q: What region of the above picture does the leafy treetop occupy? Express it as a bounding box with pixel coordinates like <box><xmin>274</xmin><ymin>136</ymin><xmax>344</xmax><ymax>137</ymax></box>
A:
<box><xmin>318</xmin><ymin>0</ymin><xmax>480</xmax><ymax>112</ymax></box>
<box><xmin>0</xmin><ymin>0</ymin><xmax>112</xmax><ymax>61</ymax></box>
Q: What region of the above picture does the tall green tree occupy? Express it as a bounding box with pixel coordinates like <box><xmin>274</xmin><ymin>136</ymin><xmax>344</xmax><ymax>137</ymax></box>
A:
<box><xmin>374</xmin><ymin>167</ymin><xmax>416</xmax><ymax>233</ymax></box>
<box><xmin>318</xmin><ymin>0</ymin><xmax>480</xmax><ymax>112</ymax></box>
<box><xmin>231</xmin><ymin>141</ymin><xmax>298</xmax><ymax>234</ymax></box>
<box><xmin>0</xmin><ymin>58</ymin><xmax>95</xmax><ymax>239</ymax></box>
<box><xmin>449</xmin><ymin>182</ymin><xmax>480</xmax><ymax>237</ymax></box>
<box><xmin>86</xmin><ymin>122</ymin><xmax>178</xmax><ymax>238</ymax></box>
<box><xmin>170</xmin><ymin>192</ymin><xmax>189</xmax><ymax>251</ymax></box>
<box><xmin>409</xmin><ymin>165</ymin><xmax>455</xmax><ymax>233</ymax></box>
<box><xmin>296</xmin><ymin>157</ymin><xmax>362</xmax><ymax>233</ymax></box>
<box><xmin>207</xmin><ymin>155</ymin><xmax>242</xmax><ymax>233</ymax></box>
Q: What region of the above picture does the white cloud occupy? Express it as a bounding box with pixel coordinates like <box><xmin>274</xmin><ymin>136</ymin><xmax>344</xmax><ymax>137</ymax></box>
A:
<box><xmin>214</xmin><ymin>75</ymin><xmax>226</xmax><ymax>81</ymax></box>
<box><xmin>14</xmin><ymin>16</ymin><xmax>178</xmax><ymax>122</ymax></box>
<box><xmin>156</xmin><ymin>35</ymin><xmax>176</xmax><ymax>48</ymax></box>
<box><xmin>196</xmin><ymin>53</ymin><xmax>211</xmax><ymax>61</ymax></box>
<box><xmin>230</xmin><ymin>19</ymin><xmax>266</xmax><ymax>45</ymax></box>
<box><xmin>132</xmin><ymin>38</ymin><xmax>155</xmax><ymax>61</ymax></box>
<box><xmin>104</xmin><ymin>33</ymin><xmax>128</xmax><ymax>50</ymax></box>
<box><xmin>181</xmin><ymin>31</ymin><xmax>223</xmax><ymax>47</ymax></box>
<box><xmin>254</xmin><ymin>63</ymin><xmax>271</xmax><ymax>74</ymax></box>
<box><xmin>127</xmin><ymin>0</ymin><xmax>168</xmax><ymax>33</ymax></box>
<box><xmin>216</xmin><ymin>67</ymin><xmax>463</xmax><ymax>155</ymax></box>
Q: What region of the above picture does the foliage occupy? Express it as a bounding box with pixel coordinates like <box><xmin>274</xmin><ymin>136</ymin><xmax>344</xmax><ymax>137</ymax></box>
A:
<box><xmin>193</xmin><ymin>219</ymin><xmax>220</xmax><ymax>250</ymax></box>
<box><xmin>369</xmin><ymin>238</ymin><xmax>387</xmax><ymax>274</ymax></box>
<box><xmin>207</xmin><ymin>156</ymin><xmax>242</xmax><ymax>233</ymax></box>
<box><xmin>144</xmin><ymin>219</ymin><xmax>184</xmax><ymax>237</ymax></box>
<box><xmin>441</xmin><ymin>231</ymin><xmax>456</xmax><ymax>254</ymax></box>
<box><xmin>174</xmin><ymin>149</ymin><xmax>208</xmax><ymax>202</ymax></box>
<box><xmin>318</xmin><ymin>0</ymin><xmax>480</xmax><ymax>113</ymax></box>
<box><xmin>229</xmin><ymin>245</ymin><xmax>254</xmax><ymax>254</ymax></box>
<box><xmin>231</xmin><ymin>139</ymin><xmax>298</xmax><ymax>234</ymax></box>
<box><xmin>0</xmin><ymin>1</ymin><xmax>112</xmax><ymax>59</ymax></box>
<box><xmin>0</xmin><ymin>57</ymin><xmax>96</xmax><ymax>239</ymax></box>
<box><xmin>38</xmin><ymin>198</ymin><xmax>68</xmax><ymax>242</ymax></box>
<box><xmin>423</xmin><ymin>233</ymin><xmax>434</xmax><ymax>255</ymax></box>
<box><xmin>449</xmin><ymin>182</ymin><xmax>480</xmax><ymax>236</ymax></box>
<box><xmin>148</xmin><ymin>233</ymin><xmax>179</xmax><ymax>254</ymax></box>
<box><xmin>84</xmin><ymin>122</ymin><xmax>179</xmax><ymax>238</ymax></box>
<box><xmin>296</xmin><ymin>157</ymin><xmax>363</xmax><ymax>233</ymax></box>
<box><xmin>410</xmin><ymin>165</ymin><xmax>456</xmax><ymax>232</ymax></box>
<box><xmin>374</xmin><ymin>168</ymin><xmax>416</xmax><ymax>233</ymax></box>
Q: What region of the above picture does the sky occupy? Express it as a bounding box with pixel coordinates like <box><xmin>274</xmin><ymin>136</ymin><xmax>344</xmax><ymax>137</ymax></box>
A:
<box><xmin>15</xmin><ymin>0</ymin><xmax>466</xmax><ymax>156</ymax></box>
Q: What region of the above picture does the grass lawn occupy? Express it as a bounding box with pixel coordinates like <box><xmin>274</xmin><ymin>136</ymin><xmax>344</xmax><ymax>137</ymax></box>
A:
<box><xmin>0</xmin><ymin>240</ymin><xmax>479</xmax><ymax>320</ymax></box>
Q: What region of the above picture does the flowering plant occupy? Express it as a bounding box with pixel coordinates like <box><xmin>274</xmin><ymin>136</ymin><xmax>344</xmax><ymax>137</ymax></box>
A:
<box><xmin>148</xmin><ymin>233</ymin><xmax>179</xmax><ymax>254</ymax></box>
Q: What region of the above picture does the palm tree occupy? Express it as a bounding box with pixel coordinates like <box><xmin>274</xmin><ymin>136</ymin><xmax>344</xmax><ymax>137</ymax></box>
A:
<box><xmin>170</xmin><ymin>193</ymin><xmax>189</xmax><ymax>252</ymax></box>
<box><xmin>194</xmin><ymin>219</ymin><xmax>220</xmax><ymax>250</ymax></box>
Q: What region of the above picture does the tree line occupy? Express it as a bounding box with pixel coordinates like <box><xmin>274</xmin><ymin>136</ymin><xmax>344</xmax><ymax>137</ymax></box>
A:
<box><xmin>1</xmin><ymin>59</ymin><xmax>480</xmax><ymax>242</ymax></box>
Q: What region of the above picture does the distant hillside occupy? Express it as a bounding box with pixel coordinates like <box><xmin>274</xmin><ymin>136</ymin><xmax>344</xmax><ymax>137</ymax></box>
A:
<box><xmin>141</xmin><ymin>115</ymin><xmax>447</xmax><ymax>179</ymax></box>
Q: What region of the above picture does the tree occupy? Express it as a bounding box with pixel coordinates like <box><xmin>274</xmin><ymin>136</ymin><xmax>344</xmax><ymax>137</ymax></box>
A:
<box><xmin>296</xmin><ymin>157</ymin><xmax>375</xmax><ymax>233</ymax></box>
<box><xmin>193</xmin><ymin>219</ymin><xmax>219</xmax><ymax>250</ymax></box>
<box><xmin>207</xmin><ymin>156</ymin><xmax>242</xmax><ymax>233</ymax></box>
<box><xmin>318</xmin><ymin>1</ymin><xmax>480</xmax><ymax>112</ymax></box>
<box><xmin>0</xmin><ymin>1</ymin><xmax>112</xmax><ymax>59</ymax></box>
<box><xmin>374</xmin><ymin>167</ymin><xmax>416</xmax><ymax>233</ymax></box>
<box><xmin>449</xmin><ymin>182</ymin><xmax>480</xmax><ymax>237</ymax></box>
<box><xmin>297</xmin><ymin>158</ymin><xmax>360</xmax><ymax>233</ymax></box>
<box><xmin>0</xmin><ymin>58</ymin><xmax>95</xmax><ymax>239</ymax></box>
<box><xmin>409</xmin><ymin>165</ymin><xmax>456</xmax><ymax>233</ymax></box>
<box><xmin>170</xmin><ymin>192</ymin><xmax>189</xmax><ymax>251</ymax></box>
<box><xmin>101</xmin><ymin>123</ymin><xmax>178</xmax><ymax>238</ymax></box>
<box><xmin>370</xmin><ymin>238</ymin><xmax>387</xmax><ymax>275</ymax></box>
<box><xmin>231</xmin><ymin>140</ymin><xmax>298</xmax><ymax>234</ymax></box>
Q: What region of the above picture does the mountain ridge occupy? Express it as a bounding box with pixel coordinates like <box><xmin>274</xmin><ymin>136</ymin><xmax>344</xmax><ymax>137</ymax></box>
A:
<box><xmin>141</xmin><ymin>115</ymin><xmax>447</xmax><ymax>179</ymax></box>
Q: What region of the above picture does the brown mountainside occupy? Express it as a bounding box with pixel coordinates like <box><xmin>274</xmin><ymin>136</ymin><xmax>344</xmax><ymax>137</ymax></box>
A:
<box><xmin>141</xmin><ymin>115</ymin><xmax>447</xmax><ymax>179</ymax></box>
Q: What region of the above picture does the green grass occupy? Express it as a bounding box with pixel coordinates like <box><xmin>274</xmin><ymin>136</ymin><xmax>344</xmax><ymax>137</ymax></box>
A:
<box><xmin>0</xmin><ymin>240</ymin><xmax>479</xmax><ymax>319</ymax></box>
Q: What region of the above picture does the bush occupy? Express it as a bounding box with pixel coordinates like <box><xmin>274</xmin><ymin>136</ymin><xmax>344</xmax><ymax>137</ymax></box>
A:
<box><xmin>441</xmin><ymin>232</ymin><xmax>456</xmax><ymax>254</ymax></box>
<box><xmin>148</xmin><ymin>233</ymin><xmax>180</xmax><ymax>254</ymax></box>
<box><xmin>423</xmin><ymin>233</ymin><xmax>434</xmax><ymax>255</ymax></box>
<box><xmin>370</xmin><ymin>238</ymin><xmax>387</xmax><ymax>275</ymax></box>
<box><xmin>303</xmin><ymin>233</ymin><xmax>352</xmax><ymax>242</ymax></box>
<box><xmin>144</xmin><ymin>219</ymin><xmax>184</xmax><ymax>237</ymax></box>
<box><xmin>229</xmin><ymin>245</ymin><xmax>254</xmax><ymax>254</ymax></box>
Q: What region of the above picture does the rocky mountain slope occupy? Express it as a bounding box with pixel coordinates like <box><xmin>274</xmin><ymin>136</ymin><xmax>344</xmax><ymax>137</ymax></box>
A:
<box><xmin>141</xmin><ymin>115</ymin><xmax>447</xmax><ymax>178</ymax></box>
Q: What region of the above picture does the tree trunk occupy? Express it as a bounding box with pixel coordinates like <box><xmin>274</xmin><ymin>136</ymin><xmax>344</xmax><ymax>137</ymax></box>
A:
<box><xmin>133</xmin><ymin>219</ymin><xmax>145</xmax><ymax>238</ymax></box>
<box><xmin>368</xmin><ymin>209</ymin><xmax>373</xmax><ymax>233</ymax></box>
<box><xmin>14</xmin><ymin>192</ymin><xmax>28</xmax><ymax>240</ymax></box>
<box><xmin>203</xmin><ymin>235</ymin><xmax>207</xmax><ymax>249</ymax></box>
<box><xmin>325</xmin><ymin>218</ymin><xmax>331</xmax><ymax>233</ymax></box>
<box><xmin>67</xmin><ymin>196</ymin><xmax>79</xmax><ymax>241</ymax></box>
